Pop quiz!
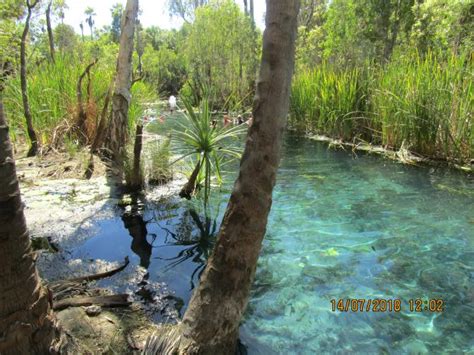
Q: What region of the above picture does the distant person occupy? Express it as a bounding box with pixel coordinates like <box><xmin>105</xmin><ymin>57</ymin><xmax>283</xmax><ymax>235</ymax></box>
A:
<box><xmin>169</xmin><ymin>95</ymin><xmax>177</xmax><ymax>113</ymax></box>
<box><xmin>237</xmin><ymin>115</ymin><xmax>244</xmax><ymax>125</ymax></box>
<box><xmin>223</xmin><ymin>114</ymin><xmax>232</xmax><ymax>127</ymax></box>
<box><xmin>246</xmin><ymin>115</ymin><xmax>253</xmax><ymax>127</ymax></box>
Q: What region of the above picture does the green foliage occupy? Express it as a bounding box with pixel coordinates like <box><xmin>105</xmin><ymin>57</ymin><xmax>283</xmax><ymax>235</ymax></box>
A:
<box><xmin>142</xmin><ymin>43</ymin><xmax>186</xmax><ymax>95</ymax></box>
<box><xmin>410</xmin><ymin>0</ymin><xmax>473</xmax><ymax>54</ymax></box>
<box><xmin>54</xmin><ymin>24</ymin><xmax>77</xmax><ymax>54</ymax></box>
<box><xmin>3</xmin><ymin>51</ymin><xmax>155</xmax><ymax>146</ymax></box>
<box><xmin>290</xmin><ymin>62</ymin><xmax>370</xmax><ymax>140</ymax></box>
<box><xmin>147</xmin><ymin>138</ymin><xmax>172</xmax><ymax>185</ymax></box>
<box><xmin>322</xmin><ymin>0</ymin><xmax>371</xmax><ymax>66</ymax></box>
<box><xmin>372</xmin><ymin>50</ymin><xmax>473</xmax><ymax>161</ymax></box>
<box><xmin>129</xmin><ymin>81</ymin><xmax>155</xmax><ymax>132</ymax></box>
<box><xmin>173</xmin><ymin>97</ymin><xmax>246</xmax><ymax>201</ymax></box>
<box><xmin>110</xmin><ymin>3</ymin><xmax>123</xmax><ymax>43</ymax></box>
<box><xmin>3</xmin><ymin>55</ymin><xmax>112</xmax><ymax>143</ymax></box>
<box><xmin>184</xmin><ymin>0</ymin><xmax>256</xmax><ymax>110</ymax></box>
<box><xmin>168</xmin><ymin>0</ymin><xmax>209</xmax><ymax>22</ymax></box>
<box><xmin>0</xmin><ymin>0</ymin><xmax>24</xmax><ymax>71</ymax></box>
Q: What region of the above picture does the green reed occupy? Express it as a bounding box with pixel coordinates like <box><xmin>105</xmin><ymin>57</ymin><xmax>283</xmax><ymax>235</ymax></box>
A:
<box><xmin>3</xmin><ymin>54</ymin><xmax>154</xmax><ymax>146</ymax></box>
<box><xmin>290</xmin><ymin>51</ymin><xmax>473</xmax><ymax>163</ymax></box>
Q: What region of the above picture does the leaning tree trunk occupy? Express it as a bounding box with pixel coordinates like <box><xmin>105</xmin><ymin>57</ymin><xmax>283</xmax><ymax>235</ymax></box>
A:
<box><xmin>46</xmin><ymin>0</ymin><xmax>55</xmax><ymax>64</ymax></box>
<box><xmin>179</xmin><ymin>158</ymin><xmax>202</xmax><ymax>200</ymax></box>
<box><xmin>0</xmin><ymin>97</ymin><xmax>61</xmax><ymax>353</ymax></box>
<box><xmin>144</xmin><ymin>0</ymin><xmax>300</xmax><ymax>353</ymax></box>
<box><xmin>105</xmin><ymin>0</ymin><xmax>139</xmax><ymax>175</ymax></box>
<box><xmin>21</xmin><ymin>0</ymin><xmax>40</xmax><ymax>157</ymax></box>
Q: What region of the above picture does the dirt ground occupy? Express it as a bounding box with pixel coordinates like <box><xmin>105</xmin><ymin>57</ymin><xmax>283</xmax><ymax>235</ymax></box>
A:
<box><xmin>14</xmin><ymin>145</ymin><xmax>179</xmax><ymax>354</ymax></box>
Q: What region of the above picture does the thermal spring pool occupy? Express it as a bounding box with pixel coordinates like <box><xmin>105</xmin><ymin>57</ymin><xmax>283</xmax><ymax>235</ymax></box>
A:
<box><xmin>72</xmin><ymin>133</ymin><xmax>473</xmax><ymax>354</ymax></box>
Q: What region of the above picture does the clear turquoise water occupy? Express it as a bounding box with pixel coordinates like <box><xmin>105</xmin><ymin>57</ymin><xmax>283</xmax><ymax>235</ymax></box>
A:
<box><xmin>73</xmin><ymin>132</ymin><xmax>474</xmax><ymax>353</ymax></box>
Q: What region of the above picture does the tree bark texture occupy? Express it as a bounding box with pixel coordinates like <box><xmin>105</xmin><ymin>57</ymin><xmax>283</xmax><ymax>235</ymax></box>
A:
<box><xmin>129</xmin><ymin>122</ymin><xmax>143</xmax><ymax>190</ymax></box>
<box><xmin>106</xmin><ymin>0</ymin><xmax>139</xmax><ymax>173</ymax></box>
<box><xmin>145</xmin><ymin>0</ymin><xmax>300</xmax><ymax>353</ymax></box>
<box><xmin>91</xmin><ymin>77</ymin><xmax>115</xmax><ymax>154</ymax></box>
<box><xmin>46</xmin><ymin>1</ymin><xmax>55</xmax><ymax>64</ymax></box>
<box><xmin>21</xmin><ymin>0</ymin><xmax>40</xmax><ymax>157</ymax></box>
<box><xmin>0</xmin><ymin>98</ymin><xmax>61</xmax><ymax>354</ymax></box>
<box><xmin>179</xmin><ymin>158</ymin><xmax>202</xmax><ymax>200</ymax></box>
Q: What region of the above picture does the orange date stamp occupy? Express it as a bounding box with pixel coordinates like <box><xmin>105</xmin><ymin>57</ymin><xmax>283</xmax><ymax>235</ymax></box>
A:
<box><xmin>330</xmin><ymin>298</ymin><xmax>445</xmax><ymax>312</ymax></box>
<box><xmin>331</xmin><ymin>298</ymin><xmax>402</xmax><ymax>312</ymax></box>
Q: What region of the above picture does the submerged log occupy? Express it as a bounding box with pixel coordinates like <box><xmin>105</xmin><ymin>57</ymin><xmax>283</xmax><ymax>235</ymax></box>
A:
<box><xmin>53</xmin><ymin>294</ymin><xmax>131</xmax><ymax>311</ymax></box>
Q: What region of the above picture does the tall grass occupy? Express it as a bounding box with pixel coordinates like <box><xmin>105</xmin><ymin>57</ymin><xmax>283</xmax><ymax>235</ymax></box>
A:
<box><xmin>290</xmin><ymin>62</ymin><xmax>370</xmax><ymax>140</ymax></box>
<box><xmin>373</xmin><ymin>51</ymin><xmax>472</xmax><ymax>161</ymax></box>
<box><xmin>3</xmin><ymin>54</ymin><xmax>155</xmax><ymax>147</ymax></box>
<box><xmin>290</xmin><ymin>51</ymin><xmax>473</xmax><ymax>163</ymax></box>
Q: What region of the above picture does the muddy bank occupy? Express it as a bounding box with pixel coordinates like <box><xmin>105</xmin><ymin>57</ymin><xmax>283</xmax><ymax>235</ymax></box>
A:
<box><xmin>15</xmin><ymin>145</ymin><xmax>185</xmax><ymax>353</ymax></box>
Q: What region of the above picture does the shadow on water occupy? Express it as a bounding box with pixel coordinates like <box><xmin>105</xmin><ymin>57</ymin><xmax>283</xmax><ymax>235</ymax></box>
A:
<box><xmin>121</xmin><ymin>197</ymin><xmax>154</xmax><ymax>269</ymax></box>
<box><xmin>153</xmin><ymin>208</ymin><xmax>217</xmax><ymax>291</ymax></box>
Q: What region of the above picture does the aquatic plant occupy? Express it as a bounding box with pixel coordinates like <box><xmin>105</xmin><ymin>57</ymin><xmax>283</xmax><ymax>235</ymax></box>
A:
<box><xmin>173</xmin><ymin>96</ymin><xmax>246</xmax><ymax>202</ymax></box>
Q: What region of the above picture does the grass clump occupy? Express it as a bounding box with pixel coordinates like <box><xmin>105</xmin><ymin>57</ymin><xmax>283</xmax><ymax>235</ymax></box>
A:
<box><xmin>147</xmin><ymin>138</ymin><xmax>173</xmax><ymax>186</ymax></box>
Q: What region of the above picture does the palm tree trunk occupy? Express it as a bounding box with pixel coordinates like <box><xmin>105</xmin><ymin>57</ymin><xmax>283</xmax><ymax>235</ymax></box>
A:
<box><xmin>0</xmin><ymin>97</ymin><xmax>61</xmax><ymax>354</ymax></box>
<box><xmin>145</xmin><ymin>0</ymin><xmax>300</xmax><ymax>353</ymax></box>
<box><xmin>21</xmin><ymin>0</ymin><xmax>40</xmax><ymax>157</ymax></box>
<box><xmin>106</xmin><ymin>0</ymin><xmax>139</xmax><ymax>175</ymax></box>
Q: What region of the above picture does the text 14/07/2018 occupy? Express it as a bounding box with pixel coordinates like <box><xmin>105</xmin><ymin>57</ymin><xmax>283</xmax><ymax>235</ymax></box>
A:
<box><xmin>330</xmin><ymin>298</ymin><xmax>445</xmax><ymax>313</ymax></box>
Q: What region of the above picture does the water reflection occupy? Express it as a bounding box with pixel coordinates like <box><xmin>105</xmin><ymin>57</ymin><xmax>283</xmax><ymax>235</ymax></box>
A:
<box><xmin>154</xmin><ymin>208</ymin><xmax>217</xmax><ymax>290</ymax></box>
<box><xmin>120</xmin><ymin>197</ymin><xmax>155</xmax><ymax>269</ymax></box>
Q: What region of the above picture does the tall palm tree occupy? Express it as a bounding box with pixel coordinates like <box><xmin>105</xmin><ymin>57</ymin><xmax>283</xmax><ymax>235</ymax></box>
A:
<box><xmin>145</xmin><ymin>0</ymin><xmax>300</xmax><ymax>352</ymax></box>
<box><xmin>0</xmin><ymin>97</ymin><xmax>61</xmax><ymax>353</ymax></box>
<box><xmin>84</xmin><ymin>6</ymin><xmax>96</xmax><ymax>40</ymax></box>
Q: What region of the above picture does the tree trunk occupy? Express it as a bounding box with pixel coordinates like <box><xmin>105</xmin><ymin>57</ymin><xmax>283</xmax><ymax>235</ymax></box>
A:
<box><xmin>179</xmin><ymin>158</ymin><xmax>202</xmax><ymax>200</ymax></box>
<box><xmin>91</xmin><ymin>77</ymin><xmax>115</xmax><ymax>153</ymax></box>
<box><xmin>21</xmin><ymin>0</ymin><xmax>40</xmax><ymax>157</ymax></box>
<box><xmin>129</xmin><ymin>122</ymin><xmax>143</xmax><ymax>190</ymax></box>
<box><xmin>145</xmin><ymin>0</ymin><xmax>300</xmax><ymax>353</ymax></box>
<box><xmin>46</xmin><ymin>0</ymin><xmax>55</xmax><ymax>64</ymax></box>
<box><xmin>0</xmin><ymin>97</ymin><xmax>62</xmax><ymax>354</ymax></box>
<box><xmin>105</xmin><ymin>0</ymin><xmax>139</xmax><ymax>175</ymax></box>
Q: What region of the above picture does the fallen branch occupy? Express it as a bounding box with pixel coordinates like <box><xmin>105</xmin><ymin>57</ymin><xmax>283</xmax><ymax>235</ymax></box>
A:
<box><xmin>53</xmin><ymin>294</ymin><xmax>131</xmax><ymax>311</ymax></box>
<box><xmin>66</xmin><ymin>256</ymin><xmax>130</xmax><ymax>283</ymax></box>
<box><xmin>76</xmin><ymin>58</ymin><xmax>98</xmax><ymax>143</ymax></box>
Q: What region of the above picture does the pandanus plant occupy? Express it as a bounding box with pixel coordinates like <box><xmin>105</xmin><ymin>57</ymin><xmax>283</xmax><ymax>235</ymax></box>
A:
<box><xmin>173</xmin><ymin>97</ymin><xmax>246</xmax><ymax>202</ymax></box>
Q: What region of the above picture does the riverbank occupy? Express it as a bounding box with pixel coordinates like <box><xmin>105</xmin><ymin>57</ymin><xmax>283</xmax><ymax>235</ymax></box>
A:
<box><xmin>15</xmin><ymin>142</ymin><xmax>184</xmax><ymax>352</ymax></box>
<box><xmin>306</xmin><ymin>133</ymin><xmax>473</xmax><ymax>173</ymax></box>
